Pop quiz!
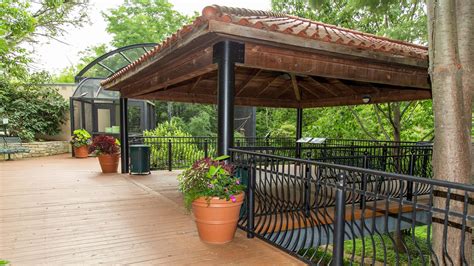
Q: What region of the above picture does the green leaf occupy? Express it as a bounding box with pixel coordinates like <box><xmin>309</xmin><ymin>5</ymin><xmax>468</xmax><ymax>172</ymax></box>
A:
<box><xmin>214</xmin><ymin>155</ymin><xmax>230</xmax><ymax>161</ymax></box>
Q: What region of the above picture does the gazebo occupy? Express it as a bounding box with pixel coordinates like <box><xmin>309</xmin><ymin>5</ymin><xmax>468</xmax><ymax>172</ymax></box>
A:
<box><xmin>101</xmin><ymin>5</ymin><xmax>430</xmax><ymax>173</ymax></box>
<box><xmin>99</xmin><ymin>6</ymin><xmax>474</xmax><ymax>265</ymax></box>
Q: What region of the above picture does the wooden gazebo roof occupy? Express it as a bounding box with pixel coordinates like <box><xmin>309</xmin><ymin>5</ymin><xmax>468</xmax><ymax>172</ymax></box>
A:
<box><xmin>102</xmin><ymin>5</ymin><xmax>430</xmax><ymax>108</ymax></box>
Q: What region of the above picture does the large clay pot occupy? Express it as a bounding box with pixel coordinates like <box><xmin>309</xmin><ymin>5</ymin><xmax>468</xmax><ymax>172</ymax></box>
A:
<box><xmin>192</xmin><ymin>193</ymin><xmax>244</xmax><ymax>244</ymax></box>
<box><xmin>74</xmin><ymin>145</ymin><xmax>89</xmax><ymax>158</ymax></box>
<box><xmin>97</xmin><ymin>153</ymin><xmax>120</xmax><ymax>173</ymax></box>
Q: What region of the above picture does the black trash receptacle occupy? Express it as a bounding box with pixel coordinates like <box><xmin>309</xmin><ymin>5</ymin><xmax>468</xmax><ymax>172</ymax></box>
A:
<box><xmin>129</xmin><ymin>145</ymin><xmax>151</xmax><ymax>175</ymax></box>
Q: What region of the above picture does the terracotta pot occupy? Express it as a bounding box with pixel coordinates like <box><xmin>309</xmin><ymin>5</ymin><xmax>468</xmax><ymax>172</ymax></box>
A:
<box><xmin>74</xmin><ymin>145</ymin><xmax>89</xmax><ymax>158</ymax></box>
<box><xmin>192</xmin><ymin>193</ymin><xmax>245</xmax><ymax>244</ymax></box>
<box><xmin>97</xmin><ymin>153</ymin><xmax>120</xmax><ymax>173</ymax></box>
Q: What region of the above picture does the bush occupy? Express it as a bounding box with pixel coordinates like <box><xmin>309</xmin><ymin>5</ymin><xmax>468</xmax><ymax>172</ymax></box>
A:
<box><xmin>0</xmin><ymin>73</ymin><xmax>68</xmax><ymax>142</ymax></box>
<box><xmin>143</xmin><ymin>119</ymin><xmax>206</xmax><ymax>169</ymax></box>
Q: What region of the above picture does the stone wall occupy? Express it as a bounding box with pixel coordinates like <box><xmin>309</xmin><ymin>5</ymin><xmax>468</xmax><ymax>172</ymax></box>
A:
<box><xmin>1</xmin><ymin>141</ymin><xmax>70</xmax><ymax>160</ymax></box>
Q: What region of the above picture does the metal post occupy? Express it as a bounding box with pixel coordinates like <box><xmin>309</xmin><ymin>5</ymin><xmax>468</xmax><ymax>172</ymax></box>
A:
<box><xmin>119</xmin><ymin>97</ymin><xmax>129</xmax><ymax>174</ymax></box>
<box><xmin>204</xmin><ymin>139</ymin><xmax>209</xmax><ymax>158</ymax></box>
<box><xmin>168</xmin><ymin>139</ymin><xmax>172</xmax><ymax>171</ymax></box>
<box><xmin>70</xmin><ymin>98</ymin><xmax>75</xmax><ymax>157</ymax></box>
<box><xmin>247</xmin><ymin>157</ymin><xmax>256</xmax><ymax>238</ymax></box>
<box><xmin>296</xmin><ymin>108</ymin><xmax>303</xmax><ymax>158</ymax></box>
<box><xmin>333</xmin><ymin>173</ymin><xmax>346</xmax><ymax>266</ymax></box>
<box><xmin>360</xmin><ymin>152</ymin><xmax>368</xmax><ymax>209</ymax></box>
<box><xmin>407</xmin><ymin>150</ymin><xmax>415</xmax><ymax>201</ymax></box>
<box><xmin>304</xmin><ymin>162</ymin><xmax>311</xmax><ymax>217</ymax></box>
<box><xmin>213</xmin><ymin>40</ymin><xmax>244</xmax><ymax>157</ymax></box>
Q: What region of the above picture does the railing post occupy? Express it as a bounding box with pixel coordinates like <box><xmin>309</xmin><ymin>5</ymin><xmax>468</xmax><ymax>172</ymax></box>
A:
<box><xmin>407</xmin><ymin>149</ymin><xmax>415</xmax><ymax>201</ymax></box>
<box><xmin>168</xmin><ymin>139</ymin><xmax>172</xmax><ymax>171</ymax></box>
<box><xmin>333</xmin><ymin>173</ymin><xmax>346</xmax><ymax>266</ymax></box>
<box><xmin>247</xmin><ymin>157</ymin><xmax>256</xmax><ymax>238</ymax></box>
<box><xmin>304</xmin><ymin>162</ymin><xmax>311</xmax><ymax>217</ymax></box>
<box><xmin>360</xmin><ymin>152</ymin><xmax>368</xmax><ymax>209</ymax></box>
<box><xmin>204</xmin><ymin>139</ymin><xmax>209</xmax><ymax>158</ymax></box>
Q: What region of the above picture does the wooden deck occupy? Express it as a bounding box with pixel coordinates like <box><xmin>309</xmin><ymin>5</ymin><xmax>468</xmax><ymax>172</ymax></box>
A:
<box><xmin>0</xmin><ymin>154</ymin><xmax>302</xmax><ymax>265</ymax></box>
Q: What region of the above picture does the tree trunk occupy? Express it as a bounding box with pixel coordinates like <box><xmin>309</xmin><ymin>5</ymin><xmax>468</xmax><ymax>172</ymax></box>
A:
<box><xmin>427</xmin><ymin>0</ymin><xmax>473</xmax><ymax>264</ymax></box>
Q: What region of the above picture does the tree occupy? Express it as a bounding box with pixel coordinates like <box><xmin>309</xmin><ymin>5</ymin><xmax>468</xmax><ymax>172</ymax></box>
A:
<box><xmin>427</xmin><ymin>0</ymin><xmax>473</xmax><ymax>263</ymax></box>
<box><xmin>102</xmin><ymin>0</ymin><xmax>192</xmax><ymax>47</ymax></box>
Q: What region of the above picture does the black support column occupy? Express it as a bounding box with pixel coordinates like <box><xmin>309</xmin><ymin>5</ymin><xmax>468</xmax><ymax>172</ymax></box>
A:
<box><xmin>120</xmin><ymin>97</ymin><xmax>130</xmax><ymax>173</ymax></box>
<box><xmin>296</xmin><ymin>108</ymin><xmax>303</xmax><ymax>158</ymax></box>
<box><xmin>213</xmin><ymin>40</ymin><xmax>244</xmax><ymax>156</ymax></box>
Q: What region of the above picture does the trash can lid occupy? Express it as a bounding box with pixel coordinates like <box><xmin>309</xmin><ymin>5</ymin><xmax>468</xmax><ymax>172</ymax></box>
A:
<box><xmin>130</xmin><ymin>144</ymin><xmax>150</xmax><ymax>148</ymax></box>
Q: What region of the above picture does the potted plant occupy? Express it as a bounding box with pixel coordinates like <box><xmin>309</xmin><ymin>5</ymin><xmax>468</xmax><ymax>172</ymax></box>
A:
<box><xmin>70</xmin><ymin>129</ymin><xmax>92</xmax><ymax>158</ymax></box>
<box><xmin>178</xmin><ymin>156</ymin><xmax>245</xmax><ymax>244</ymax></box>
<box><xmin>89</xmin><ymin>135</ymin><xmax>120</xmax><ymax>173</ymax></box>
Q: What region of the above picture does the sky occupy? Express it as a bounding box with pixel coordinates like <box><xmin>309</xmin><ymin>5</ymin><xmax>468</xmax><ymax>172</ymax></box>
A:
<box><xmin>31</xmin><ymin>0</ymin><xmax>271</xmax><ymax>74</ymax></box>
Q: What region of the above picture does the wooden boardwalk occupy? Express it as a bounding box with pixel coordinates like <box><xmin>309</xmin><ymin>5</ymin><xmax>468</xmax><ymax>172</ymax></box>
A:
<box><xmin>0</xmin><ymin>154</ymin><xmax>301</xmax><ymax>265</ymax></box>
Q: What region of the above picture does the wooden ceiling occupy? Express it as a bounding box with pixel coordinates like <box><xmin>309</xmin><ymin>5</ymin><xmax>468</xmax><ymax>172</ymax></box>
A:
<box><xmin>102</xmin><ymin>5</ymin><xmax>431</xmax><ymax>108</ymax></box>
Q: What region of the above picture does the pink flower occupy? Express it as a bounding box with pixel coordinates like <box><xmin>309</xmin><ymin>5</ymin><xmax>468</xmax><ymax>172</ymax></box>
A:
<box><xmin>230</xmin><ymin>195</ymin><xmax>236</xmax><ymax>203</ymax></box>
<box><xmin>208</xmin><ymin>184</ymin><xmax>214</xmax><ymax>188</ymax></box>
<box><xmin>235</xmin><ymin>180</ymin><xmax>240</xmax><ymax>185</ymax></box>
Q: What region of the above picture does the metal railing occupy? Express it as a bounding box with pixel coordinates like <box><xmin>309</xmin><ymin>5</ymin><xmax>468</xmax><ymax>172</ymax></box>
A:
<box><xmin>129</xmin><ymin>136</ymin><xmax>433</xmax><ymax>173</ymax></box>
<box><xmin>230</xmin><ymin>148</ymin><xmax>473</xmax><ymax>265</ymax></box>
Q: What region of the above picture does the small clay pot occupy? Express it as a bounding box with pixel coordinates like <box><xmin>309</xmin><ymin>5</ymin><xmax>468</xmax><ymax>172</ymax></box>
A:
<box><xmin>74</xmin><ymin>145</ymin><xmax>89</xmax><ymax>158</ymax></box>
<box><xmin>192</xmin><ymin>193</ymin><xmax>245</xmax><ymax>244</ymax></box>
<box><xmin>97</xmin><ymin>153</ymin><xmax>120</xmax><ymax>173</ymax></box>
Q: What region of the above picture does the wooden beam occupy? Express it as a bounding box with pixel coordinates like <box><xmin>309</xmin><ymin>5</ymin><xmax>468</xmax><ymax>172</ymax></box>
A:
<box><xmin>243</xmin><ymin>44</ymin><xmax>430</xmax><ymax>89</ymax></box>
<box><xmin>300</xmin><ymin>89</ymin><xmax>431</xmax><ymax>108</ymax></box>
<box><xmin>120</xmin><ymin>48</ymin><xmax>216</xmax><ymax>98</ymax></box>
<box><xmin>306</xmin><ymin>76</ymin><xmax>339</xmax><ymax>97</ymax></box>
<box><xmin>257</xmin><ymin>75</ymin><xmax>280</xmax><ymax>97</ymax></box>
<box><xmin>187</xmin><ymin>76</ymin><xmax>202</xmax><ymax>93</ymax></box>
<box><xmin>236</xmin><ymin>69</ymin><xmax>262</xmax><ymax>96</ymax></box>
<box><xmin>298</xmin><ymin>81</ymin><xmax>320</xmax><ymax>99</ymax></box>
<box><xmin>290</xmin><ymin>73</ymin><xmax>301</xmax><ymax>101</ymax></box>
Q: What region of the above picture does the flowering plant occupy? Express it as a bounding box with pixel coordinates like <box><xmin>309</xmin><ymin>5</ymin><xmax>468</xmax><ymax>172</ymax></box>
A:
<box><xmin>178</xmin><ymin>156</ymin><xmax>245</xmax><ymax>210</ymax></box>
<box><xmin>69</xmin><ymin>129</ymin><xmax>92</xmax><ymax>148</ymax></box>
<box><xmin>88</xmin><ymin>135</ymin><xmax>120</xmax><ymax>155</ymax></box>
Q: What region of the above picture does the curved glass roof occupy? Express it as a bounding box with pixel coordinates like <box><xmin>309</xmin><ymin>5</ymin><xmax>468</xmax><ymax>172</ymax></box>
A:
<box><xmin>75</xmin><ymin>43</ymin><xmax>157</xmax><ymax>82</ymax></box>
<box><xmin>72</xmin><ymin>78</ymin><xmax>119</xmax><ymax>99</ymax></box>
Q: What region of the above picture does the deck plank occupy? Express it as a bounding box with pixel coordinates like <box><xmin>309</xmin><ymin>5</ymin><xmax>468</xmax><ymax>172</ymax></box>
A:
<box><xmin>0</xmin><ymin>154</ymin><xmax>301</xmax><ymax>265</ymax></box>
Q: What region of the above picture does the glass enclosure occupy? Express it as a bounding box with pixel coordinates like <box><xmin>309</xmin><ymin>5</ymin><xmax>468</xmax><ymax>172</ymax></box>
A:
<box><xmin>70</xmin><ymin>44</ymin><xmax>157</xmax><ymax>137</ymax></box>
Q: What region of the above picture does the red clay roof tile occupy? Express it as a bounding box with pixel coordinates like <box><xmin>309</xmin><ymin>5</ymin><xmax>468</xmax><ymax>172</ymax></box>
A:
<box><xmin>102</xmin><ymin>5</ymin><xmax>428</xmax><ymax>86</ymax></box>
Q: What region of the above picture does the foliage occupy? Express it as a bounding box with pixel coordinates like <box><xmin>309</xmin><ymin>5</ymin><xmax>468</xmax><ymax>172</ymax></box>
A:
<box><xmin>69</xmin><ymin>129</ymin><xmax>91</xmax><ymax>148</ymax></box>
<box><xmin>143</xmin><ymin>119</ymin><xmax>208</xmax><ymax>169</ymax></box>
<box><xmin>1</xmin><ymin>0</ymin><xmax>89</xmax><ymax>77</ymax></box>
<box><xmin>89</xmin><ymin>135</ymin><xmax>120</xmax><ymax>155</ymax></box>
<box><xmin>0</xmin><ymin>72</ymin><xmax>68</xmax><ymax>141</ymax></box>
<box><xmin>0</xmin><ymin>260</ymin><xmax>8</xmax><ymax>266</ymax></box>
<box><xmin>260</xmin><ymin>0</ymin><xmax>434</xmax><ymax>142</ymax></box>
<box><xmin>178</xmin><ymin>156</ymin><xmax>245</xmax><ymax>210</ymax></box>
<box><xmin>102</xmin><ymin>0</ymin><xmax>193</xmax><ymax>48</ymax></box>
<box><xmin>343</xmin><ymin>226</ymin><xmax>430</xmax><ymax>265</ymax></box>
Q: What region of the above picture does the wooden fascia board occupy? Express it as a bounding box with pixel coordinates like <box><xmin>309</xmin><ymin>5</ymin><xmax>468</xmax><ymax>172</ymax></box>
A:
<box><xmin>242</xmin><ymin>43</ymin><xmax>430</xmax><ymax>89</ymax></box>
<box><xmin>208</xmin><ymin>20</ymin><xmax>428</xmax><ymax>68</ymax></box>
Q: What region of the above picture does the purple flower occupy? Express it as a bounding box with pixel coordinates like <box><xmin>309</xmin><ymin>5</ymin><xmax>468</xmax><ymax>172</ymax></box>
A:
<box><xmin>235</xmin><ymin>180</ymin><xmax>240</xmax><ymax>185</ymax></box>
<box><xmin>208</xmin><ymin>184</ymin><xmax>214</xmax><ymax>188</ymax></box>
<box><xmin>230</xmin><ymin>195</ymin><xmax>236</xmax><ymax>203</ymax></box>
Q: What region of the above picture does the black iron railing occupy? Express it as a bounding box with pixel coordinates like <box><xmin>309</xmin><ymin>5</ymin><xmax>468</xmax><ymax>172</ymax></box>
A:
<box><xmin>129</xmin><ymin>136</ymin><xmax>433</xmax><ymax>173</ymax></box>
<box><xmin>230</xmin><ymin>148</ymin><xmax>473</xmax><ymax>265</ymax></box>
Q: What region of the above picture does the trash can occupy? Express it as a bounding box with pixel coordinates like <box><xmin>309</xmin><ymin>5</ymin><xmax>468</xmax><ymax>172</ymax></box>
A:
<box><xmin>129</xmin><ymin>144</ymin><xmax>151</xmax><ymax>175</ymax></box>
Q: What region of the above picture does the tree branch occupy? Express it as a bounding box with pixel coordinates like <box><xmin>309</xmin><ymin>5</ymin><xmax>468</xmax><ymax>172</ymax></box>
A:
<box><xmin>373</xmin><ymin>105</ymin><xmax>392</xmax><ymax>141</ymax></box>
<box><xmin>347</xmin><ymin>106</ymin><xmax>377</xmax><ymax>140</ymax></box>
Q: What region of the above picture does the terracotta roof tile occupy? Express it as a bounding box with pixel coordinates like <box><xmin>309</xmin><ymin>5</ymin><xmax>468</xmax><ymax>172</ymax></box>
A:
<box><xmin>102</xmin><ymin>5</ymin><xmax>428</xmax><ymax>86</ymax></box>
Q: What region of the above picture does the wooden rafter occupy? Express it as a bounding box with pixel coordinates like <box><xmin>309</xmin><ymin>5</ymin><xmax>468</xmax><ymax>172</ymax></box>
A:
<box><xmin>326</xmin><ymin>78</ymin><xmax>357</xmax><ymax>94</ymax></box>
<box><xmin>290</xmin><ymin>73</ymin><xmax>301</xmax><ymax>101</ymax></box>
<box><xmin>306</xmin><ymin>76</ymin><xmax>339</xmax><ymax>97</ymax></box>
<box><xmin>187</xmin><ymin>76</ymin><xmax>202</xmax><ymax>93</ymax></box>
<box><xmin>257</xmin><ymin>75</ymin><xmax>280</xmax><ymax>97</ymax></box>
<box><xmin>236</xmin><ymin>69</ymin><xmax>262</xmax><ymax>96</ymax></box>
<box><xmin>298</xmin><ymin>81</ymin><xmax>320</xmax><ymax>99</ymax></box>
